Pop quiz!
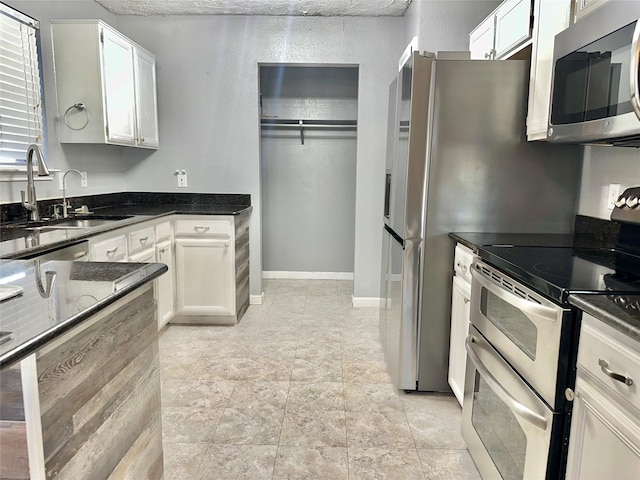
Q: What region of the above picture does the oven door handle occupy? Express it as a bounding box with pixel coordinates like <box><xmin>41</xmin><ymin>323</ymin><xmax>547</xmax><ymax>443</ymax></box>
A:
<box><xmin>630</xmin><ymin>18</ymin><xmax>640</xmax><ymax>121</ymax></box>
<box><xmin>470</xmin><ymin>263</ymin><xmax>558</xmax><ymax>322</ymax></box>
<box><xmin>465</xmin><ymin>335</ymin><xmax>548</xmax><ymax>431</ymax></box>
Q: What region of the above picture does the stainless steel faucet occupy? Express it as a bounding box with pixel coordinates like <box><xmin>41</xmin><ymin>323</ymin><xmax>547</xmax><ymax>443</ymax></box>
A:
<box><xmin>61</xmin><ymin>169</ymin><xmax>86</xmax><ymax>218</ymax></box>
<box><xmin>21</xmin><ymin>144</ymin><xmax>50</xmax><ymax>221</ymax></box>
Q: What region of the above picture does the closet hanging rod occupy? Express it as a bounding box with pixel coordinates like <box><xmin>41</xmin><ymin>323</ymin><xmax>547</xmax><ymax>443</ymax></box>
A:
<box><xmin>260</xmin><ymin>119</ymin><xmax>357</xmax><ymax>145</ymax></box>
<box><xmin>261</xmin><ymin>119</ymin><xmax>357</xmax><ymax>128</ymax></box>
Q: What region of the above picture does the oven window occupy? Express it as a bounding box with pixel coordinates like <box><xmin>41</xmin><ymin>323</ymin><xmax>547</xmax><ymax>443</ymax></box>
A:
<box><xmin>551</xmin><ymin>21</ymin><xmax>636</xmax><ymax>125</ymax></box>
<box><xmin>481</xmin><ymin>288</ymin><xmax>537</xmax><ymax>360</ymax></box>
<box><xmin>472</xmin><ymin>376</ymin><xmax>527</xmax><ymax>480</ymax></box>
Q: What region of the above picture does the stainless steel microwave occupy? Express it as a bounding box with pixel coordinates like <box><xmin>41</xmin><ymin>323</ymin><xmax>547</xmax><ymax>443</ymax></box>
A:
<box><xmin>548</xmin><ymin>1</ymin><xmax>640</xmax><ymax>146</ymax></box>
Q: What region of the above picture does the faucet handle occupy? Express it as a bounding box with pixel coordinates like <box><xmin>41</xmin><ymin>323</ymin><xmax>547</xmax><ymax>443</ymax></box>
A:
<box><xmin>51</xmin><ymin>204</ymin><xmax>64</xmax><ymax>219</ymax></box>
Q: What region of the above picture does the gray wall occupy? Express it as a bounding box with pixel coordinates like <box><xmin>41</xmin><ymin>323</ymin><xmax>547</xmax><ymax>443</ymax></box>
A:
<box><xmin>404</xmin><ymin>0</ymin><xmax>501</xmax><ymax>50</ymax></box>
<box><xmin>260</xmin><ymin>66</ymin><xmax>358</xmax><ymax>274</ymax></box>
<box><xmin>2</xmin><ymin>1</ymin><xmax>128</xmax><ymax>205</ymax></box>
<box><xmin>115</xmin><ymin>15</ymin><xmax>406</xmax><ymax>299</ymax></box>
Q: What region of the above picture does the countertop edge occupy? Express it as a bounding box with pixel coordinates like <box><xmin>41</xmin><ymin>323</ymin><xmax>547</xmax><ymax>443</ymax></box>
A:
<box><xmin>569</xmin><ymin>294</ymin><xmax>640</xmax><ymax>343</ymax></box>
<box><xmin>0</xmin><ymin>262</ymin><xmax>168</xmax><ymax>369</ymax></box>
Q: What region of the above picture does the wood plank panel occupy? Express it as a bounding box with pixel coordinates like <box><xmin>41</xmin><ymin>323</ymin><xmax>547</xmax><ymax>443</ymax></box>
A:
<box><xmin>235</xmin><ymin>212</ymin><xmax>250</xmax><ymax>321</ymax></box>
<box><xmin>35</xmin><ymin>287</ymin><xmax>163</xmax><ymax>480</ymax></box>
<box><xmin>0</xmin><ymin>421</ymin><xmax>29</xmax><ymax>479</ymax></box>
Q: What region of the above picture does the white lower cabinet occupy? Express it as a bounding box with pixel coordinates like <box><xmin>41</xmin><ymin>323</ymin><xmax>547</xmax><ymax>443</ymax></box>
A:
<box><xmin>448</xmin><ymin>276</ymin><xmax>471</xmax><ymax>406</ymax></box>
<box><xmin>448</xmin><ymin>243</ymin><xmax>474</xmax><ymax>407</ymax></box>
<box><xmin>565</xmin><ymin>313</ymin><xmax>640</xmax><ymax>479</ymax></box>
<box><xmin>175</xmin><ymin>236</ymin><xmax>234</xmax><ymax>322</ymax></box>
<box><xmin>88</xmin><ymin>213</ymin><xmax>248</xmax><ymax>326</ymax></box>
<box><xmin>155</xmin><ymin>240</ymin><xmax>174</xmax><ymax>330</ymax></box>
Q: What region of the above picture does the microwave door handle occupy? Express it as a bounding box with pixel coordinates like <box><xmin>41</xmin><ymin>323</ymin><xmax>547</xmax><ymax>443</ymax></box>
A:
<box><xmin>631</xmin><ymin>19</ymin><xmax>640</xmax><ymax>120</ymax></box>
<box><xmin>470</xmin><ymin>263</ymin><xmax>557</xmax><ymax>322</ymax></box>
<box><xmin>465</xmin><ymin>335</ymin><xmax>548</xmax><ymax>431</ymax></box>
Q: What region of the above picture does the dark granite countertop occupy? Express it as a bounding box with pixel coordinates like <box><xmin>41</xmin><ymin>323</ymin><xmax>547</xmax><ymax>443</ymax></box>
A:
<box><xmin>0</xmin><ymin>203</ymin><xmax>252</xmax><ymax>259</ymax></box>
<box><xmin>569</xmin><ymin>294</ymin><xmax>640</xmax><ymax>343</ymax></box>
<box><xmin>449</xmin><ymin>232</ymin><xmax>576</xmax><ymax>252</ymax></box>
<box><xmin>0</xmin><ymin>259</ymin><xmax>167</xmax><ymax>368</ymax></box>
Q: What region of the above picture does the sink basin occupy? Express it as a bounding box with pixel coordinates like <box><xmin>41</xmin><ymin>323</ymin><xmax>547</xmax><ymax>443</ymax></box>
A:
<box><xmin>24</xmin><ymin>215</ymin><xmax>133</xmax><ymax>231</ymax></box>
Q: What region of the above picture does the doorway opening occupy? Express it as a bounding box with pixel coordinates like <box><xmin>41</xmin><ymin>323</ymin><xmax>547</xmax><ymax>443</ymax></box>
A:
<box><xmin>259</xmin><ymin>64</ymin><xmax>359</xmax><ymax>279</ymax></box>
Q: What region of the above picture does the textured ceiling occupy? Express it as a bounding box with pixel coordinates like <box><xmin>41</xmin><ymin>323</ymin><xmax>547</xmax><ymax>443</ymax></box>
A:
<box><xmin>93</xmin><ymin>0</ymin><xmax>412</xmax><ymax>16</ymax></box>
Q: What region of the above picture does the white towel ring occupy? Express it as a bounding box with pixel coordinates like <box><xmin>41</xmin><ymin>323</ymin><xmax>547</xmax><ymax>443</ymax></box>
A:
<box><xmin>63</xmin><ymin>103</ymin><xmax>90</xmax><ymax>130</ymax></box>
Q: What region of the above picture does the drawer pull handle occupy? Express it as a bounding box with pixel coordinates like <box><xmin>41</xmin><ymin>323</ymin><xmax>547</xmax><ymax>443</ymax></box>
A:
<box><xmin>598</xmin><ymin>359</ymin><xmax>634</xmax><ymax>386</ymax></box>
<box><xmin>106</xmin><ymin>247</ymin><xmax>118</xmax><ymax>256</ymax></box>
<box><xmin>194</xmin><ymin>225</ymin><xmax>210</xmax><ymax>233</ymax></box>
<box><xmin>463</xmin><ymin>297</ymin><xmax>470</xmax><ymax>304</ymax></box>
<box><xmin>139</xmin><ymin>236</ymin><xmax>149</xmax><ymax>245</ymax></box>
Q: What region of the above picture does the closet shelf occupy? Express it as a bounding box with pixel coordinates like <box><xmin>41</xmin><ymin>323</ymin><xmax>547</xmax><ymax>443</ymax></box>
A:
<box><xmin>260</xmin><ymin>118</ymin><xmax>357</xmax><ymax>145</ymax></box>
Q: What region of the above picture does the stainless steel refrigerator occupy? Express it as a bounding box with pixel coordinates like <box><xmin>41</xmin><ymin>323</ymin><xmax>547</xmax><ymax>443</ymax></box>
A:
<box><xmin>380</xmin><ymin>51</ymin><xmax>582</xmax><ymax>392</ymax></box>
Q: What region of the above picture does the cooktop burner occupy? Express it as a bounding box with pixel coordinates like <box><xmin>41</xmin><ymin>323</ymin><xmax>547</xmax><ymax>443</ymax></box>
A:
<box><xmin>479</xmin><ymin>246</ymin><xmax>640</xmax><ymax>303</ymax></box>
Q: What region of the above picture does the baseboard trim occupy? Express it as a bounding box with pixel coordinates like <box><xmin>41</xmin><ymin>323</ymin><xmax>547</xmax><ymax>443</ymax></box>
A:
<box><xmin>250</xmin><ymin>293</ymin><xmax>265</xmax><ymax>305</ymax></box>
<box><xmin>262</xmin><ymin>271</ymin><xmax>354</xmax><ymax>280</ymax></box>
<box><xmin>352</xmin><ymin>296</ymin><xmax>382</xmax><ymax>308</ymax></box>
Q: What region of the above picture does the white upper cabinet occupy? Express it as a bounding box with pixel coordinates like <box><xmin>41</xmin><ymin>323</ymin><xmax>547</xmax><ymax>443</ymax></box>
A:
<box><xmin>469</xmin><ymin>0</ymin><xmax>533</xmax><ymax>60</ymax></box>
<box><xmin>526</xmin><ymin>0</ymin><xmax>572</xmax><ymax>140</ymax></box>
<box><xmin>469</xmin><ymin>15</ymin><xmax>496</xmax><ymax>59</ymax></box>
<box><xmin>101</xmin><ymin>27</ymin><xmax>137</xmax><ymax>145</ymax></box>
<box><xmin>51</xmin><ymin>20</ymin><xmax>159</xmax><ymax>149</ymax></box>
<box><xmin>494</xmin><ymin>0</ymin><xmax>533</xmax><ymax>57</ymax></box>
<box><xmin>134</xmin><ymin>47</ymin><xmax>159</xmax><ymax>148</ymax></box>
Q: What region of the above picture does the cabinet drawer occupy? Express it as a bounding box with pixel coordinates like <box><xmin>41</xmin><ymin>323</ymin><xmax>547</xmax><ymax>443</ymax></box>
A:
<box><xmin>128</xmin><ymin>226</ymin><xmax>155</xmax><ymax>255</ymax></box>
<box><xmin>91</xmin><ymin>235</ymin><xmax>127</xmax><ymax>261</ymax></box>
<box><xmin>155</xmin><ymin>221</ymin><xmax>171</xmax><ymax>241</ymax></box>
<box><xmin>454</xmin><ymin>244</ymin><xmax>475</xmax><ymax>284</ymax></box>
<box><xmin>578</xmin><ymin>315</ymin><xmax>640</xmax><ymax>411</ymax></box>
<box><xmin>174</xmin><ymin>219</ymin><xmax>232</xmax><ymax>236</ymax></box>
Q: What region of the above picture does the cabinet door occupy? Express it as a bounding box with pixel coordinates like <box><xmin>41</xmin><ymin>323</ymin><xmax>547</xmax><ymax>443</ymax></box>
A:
<box><xmin>494</xmin><ymin>0</ymin><xmax>532</xmax><ymax>58</ymax></box>
<box><xmin>526</xmin><ymin>0</ymin><xmax>572</xmax><ymax>140</ymax></box>
<box><xmin>156</xmin><ymin>240</ymin><xmax>174</xmax><ymax>329</ymax></box>
<box><xmin>134</xmin><ymin>48</ymin><xmax>159</xmax><ymax>149</ymax></box>
<box><xmin>469</xmin><ymin>15</ymin><xmax>496</xmax><ymax>60</ymax></box>
<box><xmin>448</xmin><ymin>276</ymin><xmax>471</xmax><ymax>407</ymax></box>
<box><xmin>175</xmin><ymin>237</ymin><xmax>234</xmax><ymax>316</ymax></box>
<box><xmin>100</xmin><ymin>27</ymin><xmax>136</xmax><ymax>145</ymax></box>
<box><xmin>566</xmin><ymin>376</ymin><xmax>640</xmax><ymax>480</ymax></box>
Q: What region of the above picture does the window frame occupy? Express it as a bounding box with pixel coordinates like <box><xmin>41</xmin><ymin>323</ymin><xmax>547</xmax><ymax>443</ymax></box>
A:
<box><xmin>0</xmin><ymin>2</ymin><xmax>48</xmax><ymax>173</ymax></box>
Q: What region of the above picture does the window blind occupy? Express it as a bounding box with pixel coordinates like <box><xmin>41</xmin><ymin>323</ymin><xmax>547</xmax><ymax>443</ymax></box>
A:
<box><xmin>0</xmin><ymin>3</ymin><xmax>44</xmax><ymax>167</ymax></box>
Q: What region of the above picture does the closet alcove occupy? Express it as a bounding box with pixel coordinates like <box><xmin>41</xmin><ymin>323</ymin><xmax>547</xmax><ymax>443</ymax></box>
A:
<box><xmin>259</xmin><ymin>65</ymin><xmax>359</xmax><ymax>278</ymax></box>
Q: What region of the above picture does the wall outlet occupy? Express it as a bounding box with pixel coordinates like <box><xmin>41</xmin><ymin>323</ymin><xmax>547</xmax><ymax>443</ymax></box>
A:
<box><xmin>607</xmin><ymin>183</ymin><xmax>621</xmax><ymax>210</ymax></box>
<box><xmin>58</xmin><ymin>172</ymin><xmax>64</xmax><ymax>191</ymax></box>
<box><xmin>177</xmin><ymin>172</ymin><xmax>188</xmax><ymax>188</ymax></box>
<box><xmin>81</xmin><ymin>171</ymin><xmax>88</xmax><ymax>187</ymax></box>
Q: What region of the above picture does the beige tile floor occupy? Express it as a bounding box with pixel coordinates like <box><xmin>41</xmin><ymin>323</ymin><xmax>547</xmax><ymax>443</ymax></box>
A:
<box><xmin>158</xmin><ymin>279</ymin><xmax>482</xmax><ymax>480</ymax></box>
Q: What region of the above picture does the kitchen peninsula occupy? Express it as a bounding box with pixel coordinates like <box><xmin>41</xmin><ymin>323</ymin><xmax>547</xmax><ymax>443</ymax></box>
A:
<box><xmin>0</xmin><ymin>258</ymin><xmax>167</xmax><ymax>479</ymax></box>
<box><xmin>0</xmin><ymin>192</ymin><xmax>251</xmax><ymax>478</ymax></box>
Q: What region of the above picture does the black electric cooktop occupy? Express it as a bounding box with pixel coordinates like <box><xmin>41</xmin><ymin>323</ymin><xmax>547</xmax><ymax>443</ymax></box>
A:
<box><xmin>478</xmin><ymin>246</ymin><xmax>640</xmax><ymax>304</ymax></box>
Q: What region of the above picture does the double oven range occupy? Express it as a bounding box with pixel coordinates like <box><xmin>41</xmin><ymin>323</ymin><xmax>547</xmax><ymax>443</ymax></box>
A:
<box><xmin>461</xmin><ymin>187</ymin><xmax>640</xmax><ymax>480</ymax></box>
